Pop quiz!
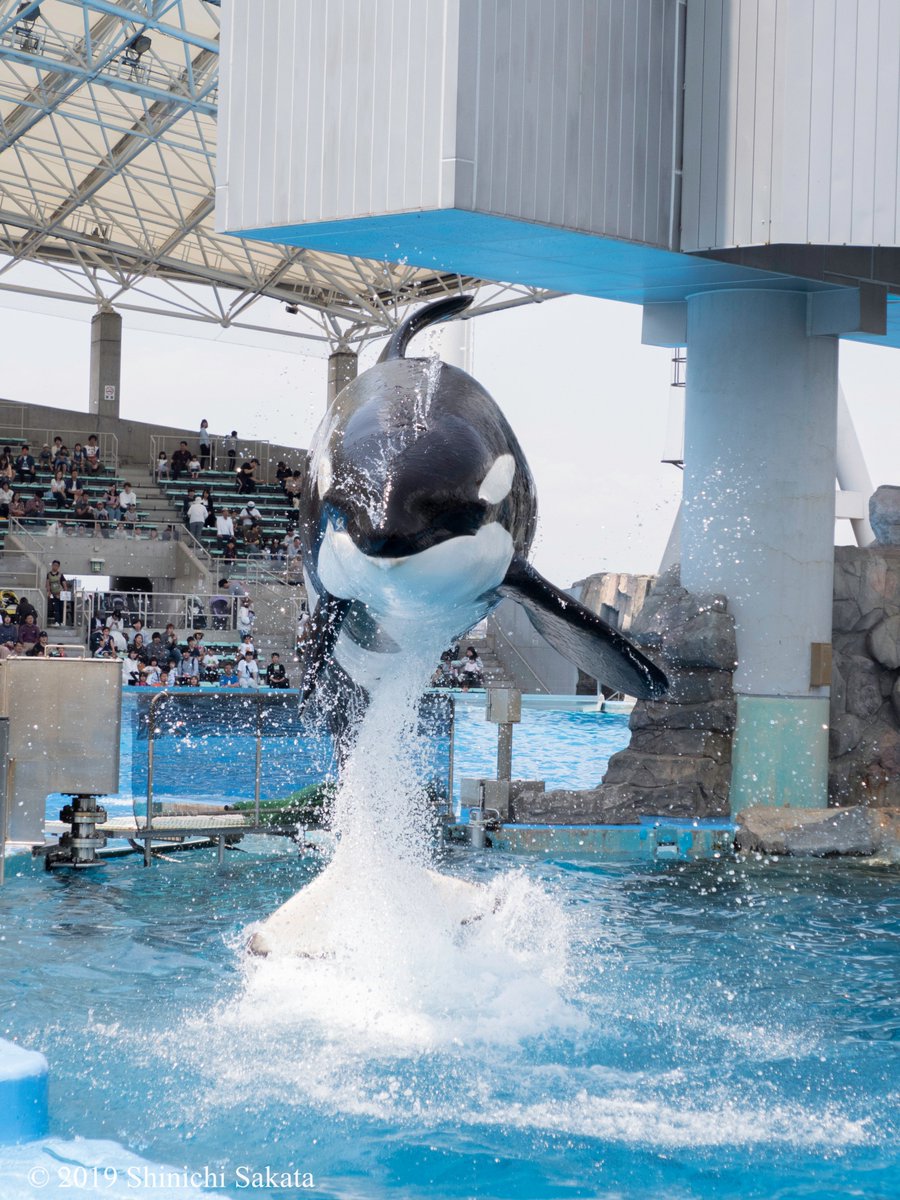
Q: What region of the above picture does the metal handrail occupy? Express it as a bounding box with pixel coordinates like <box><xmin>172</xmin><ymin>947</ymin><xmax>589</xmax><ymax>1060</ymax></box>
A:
<box><xmin>0</xmin><ymin>426</ymin><xmax>119</xmax><ymax>476</ymax></box>
<box><xmin>84</xmin><ymin>589</ymin><xmax>241</xmax><ymax>634</ymax></box>
<box><xmin>144</xmin><ymin>690</ymin><xmax>269</xmax><ymax>837</ymax></box>
<box><xmin>485</xmin><ymin>617</ymin><xmax>551</xmax><ymax>694</ymax></box>
<box><xmin>149</xmin><ymin>434</ymin><xmax>278</xmax><ymax>484</ymax></box>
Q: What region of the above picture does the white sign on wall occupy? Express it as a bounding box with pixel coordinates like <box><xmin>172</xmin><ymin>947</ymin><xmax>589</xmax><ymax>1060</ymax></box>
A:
<box><xmin>103</xmin><ymin>385</ymin><xmax>116</xmax><ymax>402</ymax></box>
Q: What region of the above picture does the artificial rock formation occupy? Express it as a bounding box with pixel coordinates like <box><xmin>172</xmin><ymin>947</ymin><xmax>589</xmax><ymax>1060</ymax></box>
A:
<box><xmin>597</xmin><ymin>566</ymin><xmax>737</xmax><ymax>822</ymax></box>
<box><xmin>830</xmin><ymin>543</ymin><xmax>900</xmax><ymax>807</ymax></box>
<box><xmin>509</xmin><ymin>567</ymin><xmax>737</xmax><ymax>826</ymax></box>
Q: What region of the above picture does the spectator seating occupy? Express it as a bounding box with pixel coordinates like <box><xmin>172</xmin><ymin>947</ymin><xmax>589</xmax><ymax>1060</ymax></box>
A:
<box><xmin>156</xmin><ymin>469</ymin><xmax>299</xmax><ymax>559</ymax></box>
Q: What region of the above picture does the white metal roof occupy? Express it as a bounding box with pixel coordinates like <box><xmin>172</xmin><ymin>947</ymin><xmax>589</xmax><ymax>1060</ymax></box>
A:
<box><xmin>0</xmin><ymin>0</ymin><xmax>551</xmax><ymax>347</ymax></box>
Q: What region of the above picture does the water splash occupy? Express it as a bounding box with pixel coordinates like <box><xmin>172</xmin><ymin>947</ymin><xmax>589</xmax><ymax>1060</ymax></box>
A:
<box><xmin>236</xmin><ymin>640</ymin><xmax>576</xmax><ymax>1053</ymax></box>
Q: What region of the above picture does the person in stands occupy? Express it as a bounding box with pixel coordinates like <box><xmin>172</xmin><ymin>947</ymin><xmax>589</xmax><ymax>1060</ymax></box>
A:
<box><xmin>23</xmin><ymin>493</ymin><xmax>45</xmax><ymax>525</ymax></box>
<box><xmin>14</xmin><ymin>445</ymin><xmax>36</xmax><ymax>482</ymax></box>
<box><xmin>186</xmin><ymin>493</ymin><xmax>208</xmax><ymax>541</ymax></box>
<box><xmin>198</xmin><ymin>419</ymin><xmax>211</xmax><ymax>471</ymax></box>
<box><xmin>170</xmin><ymin>441</ymin><xmax>192</xmax><ymax>480</ymax></box>
<box><xmin>49</xmin><ymin>468</ymin><xmax>69</xmax><ymax>509</ymax></box>
<box><xmin>119</xmin><ymin>482</ymin><xmax>138</xmax><ymax>532</ymax></box>
<box><xmin>237</xmin><ymin>650</ymin><xmax>259</xmax><ymax>689</ymax></box>
<box><xmin>223</xmin><ymin>431</ymin><xmax>237</xmax><ymax>470</ymax></box>
<box><xmin>216</xmin><ymin>507</ymin><xmax>234</xmax><ymax>549</ymax></box>
<box><xmin>85</xmin><ymin>435</ymin><xmax>102</xmax><ymax>474</ymax></box>
<box><xmin>220</xmin><ymin>660</ymin><xmax>240</xmax><ymax>688</ymax></box>
<box><xmin>27</xmin><ymin>631</ymin><xmax>50</xmax><ymax>657</ymax></box>
<box><xmin>156</xmin><ymin>450</ymin><xmax>169</xmax><ymax>479</ymax></box>
<box><xmin>457</xmin><ymin>645</ymin><xmax>485</xmax><ymax>690</ymax></box>
<box><xmin>18</xmin><ymin>612</ymin><xmax>41</xmax><ymax>648</ymax></box>
<box><xmin>265</xmin><ymin>652</ymin><xmax>289</xmax><ymax>688</ymax></box>
<box><xmin>236</xmin><ymin>462</ymin><xmax>256</xmax><ymax>494</ymax></box>
<box><xmin>0</xmin><ymin>479</ymin><xmax>12</xmax><ymax>517</ymax></box>
<box><xmin>45</xmin><ymin>560</ymin><xmax>67</xmax><ymax>626</ymax></box>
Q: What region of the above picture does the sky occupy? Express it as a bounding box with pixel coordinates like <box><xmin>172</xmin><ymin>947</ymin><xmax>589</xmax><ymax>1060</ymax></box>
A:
<box><xmin>0</xmin><ymin>278</ymin><xmax>896</xmax><ymax>588</ymax></box>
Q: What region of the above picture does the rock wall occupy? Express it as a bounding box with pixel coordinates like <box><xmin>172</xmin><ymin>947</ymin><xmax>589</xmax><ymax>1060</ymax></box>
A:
<box><xmin>830</xmin><ymin>541</ymin><xmax>900</xmax><ymax>807</ymax></box>
<box><xmin>597</xmin><ymin>566</ymin><xmax>737</xmax><ymax>821</ymax></box>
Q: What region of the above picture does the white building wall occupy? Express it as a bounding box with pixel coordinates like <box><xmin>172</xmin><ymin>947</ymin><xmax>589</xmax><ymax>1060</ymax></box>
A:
<box><xmin>681</xmin><ymin>0</ymin><xmax>900</xmax><ymax>252</ymax></box>
<box><xmin>217</xmin><ymin>0</ymin><xmax>460</xmax><ymax>233</ymax></box>
<box><xmin>217</xmin><ymin>0</ymin><xmax>683</xmax><ymax>250</ymax></box>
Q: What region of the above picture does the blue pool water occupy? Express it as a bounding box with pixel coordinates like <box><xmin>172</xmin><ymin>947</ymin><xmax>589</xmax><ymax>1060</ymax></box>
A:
<box><xmin>3</xmin><ymin>699</ymin><xmax>897</xmax><ymax>1199</ymax></box>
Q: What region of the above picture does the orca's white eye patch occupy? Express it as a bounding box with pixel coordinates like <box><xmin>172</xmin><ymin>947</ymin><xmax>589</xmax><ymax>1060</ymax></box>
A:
<box><xmin>478</xmin><ymin>454</ymin><xmax>515</xmax><ymax>504</ymax></box>
<box><xmin>317</xmin><ymin>454</ymin><xmax>333</xmax><ymax>498</ymax></box>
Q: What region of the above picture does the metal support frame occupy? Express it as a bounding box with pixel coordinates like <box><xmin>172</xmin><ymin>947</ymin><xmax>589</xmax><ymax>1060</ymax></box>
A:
<box><xmin>0</xmin><ymin>0</ymin><xmax>559</xmax><ymax>349</ymax></box>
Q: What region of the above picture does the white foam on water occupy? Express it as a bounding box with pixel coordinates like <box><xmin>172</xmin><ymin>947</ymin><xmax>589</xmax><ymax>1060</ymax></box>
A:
<box><xmin>175</xmin><ymin>647</ymin><xmax>877</xmax><ymax>1161</ymax></box>
<box><xmin>227</xmin><ymin>641</ymin><xmax>578</xmax><ymax>1054</ymax></box>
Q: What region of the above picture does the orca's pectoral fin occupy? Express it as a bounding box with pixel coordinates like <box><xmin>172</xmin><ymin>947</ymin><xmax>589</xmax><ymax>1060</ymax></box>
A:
<box><xmin>300</xmin><ymin>593</ymin><xmax>351</xmax><ymax>708</ymax></box>
<box><xmin>498</xmin><ymin>557</ymin><xmax>667</xmax><ymax>700</ymax></box>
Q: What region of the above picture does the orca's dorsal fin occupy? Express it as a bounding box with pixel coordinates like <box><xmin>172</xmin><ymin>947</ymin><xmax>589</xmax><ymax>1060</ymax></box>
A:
<box><xmin>498</xmin><ymin>556</ymin><xmax>668</xmax><ymax>701</ymax></box>
<box><xmin>378</xmin><ymin>294</ymin><xmax>474</xmax><ymax>363</ymax></box>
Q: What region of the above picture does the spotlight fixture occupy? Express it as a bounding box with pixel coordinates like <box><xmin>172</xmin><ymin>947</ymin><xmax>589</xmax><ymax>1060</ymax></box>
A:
<box><xmin>127</xmin><ymin>33</ymin><xmax>152</xmax><ymax>56</ymax></box>
<box><xmin>284</xmin><ymin>303</ymin><xmax>299</xmax><ymax>315</ymax></box>
<box><xmin>123</xmin><ymin>32</ymin><xmax>152</xmax><ymax>73</ymax></box>
<box><xmin>15</xmin><ymin>3</ymin><xmax>41</xmax><ymax>51</ymax></box>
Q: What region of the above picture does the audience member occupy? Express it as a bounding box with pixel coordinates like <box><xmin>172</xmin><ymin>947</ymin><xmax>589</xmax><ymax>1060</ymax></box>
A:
<box><xmin>45</xmin><ymin>560</ymin><xmax>67</xmax><ymax>625</ymax></box>
<box><xmin>237</xmin><ymin>650</ymin><xmax>259</xmax><ymax>689</ymax></box>
<box><xmin>27</xmin><ymin>632</ymin><xmax>50</xmax><ymax>657</ymax></box>
<box><xmin>14</xmin><ymin>445</ymin><xmax>36</xmax><ymax>482</ymax></box>
<box><xmin>85</xmin><ymin>435</ymin><xmax>102</xmax><ymax>474</ymax></box>
<box><xmin>49</xmin><ymin>469</ymin><xmax>69</xmax><ymax>509</ymax></box>
<box><xmin>171</xmin><ymin>441</ymin><xmax>192</xmax><ymax>480</ymax></box>
<box><xmin>156</xmin><ymin>450</ymin><xmax>169</xmax><ymax>479</ymax></box>
<box><xmin>236</xmin><ymin>462</ymin><xmax>256</xmax><ymax>494</ymax></box>
<box><xmin>0</xmin><ymin>480</ymin><xmax>13</xmax><ymax>517</ymax></box>
<box><xmin>198</xmin><ymin>419</ymin><xmax>211</xmax><ymax>470</ymax></box>
<box><xmin>18</xmin><ymin>612</ymin><xmax>41</xmax><ymax>647</ymax></box>
<box><xmin>224</xmin><ymin>431</ymin><xmax>237</xmax><ymax>470</ymax></box>
<box><xmin>216</xmin><ymin>507</ymin><xmax>234</xmax><ymax>548</ymax></box>
<box><xmin>186</xmin><ymin>494</ymin><xmax>208</xmax><ymax>540</ymax></box>
<box><xmin>265</xmin><ymin>652</ymin><xmax>289</xmax><ymax>688</ymax></box>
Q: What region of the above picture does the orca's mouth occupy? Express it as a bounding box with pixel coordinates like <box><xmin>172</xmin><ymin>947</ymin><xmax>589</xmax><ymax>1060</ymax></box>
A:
<box><xmin>346</xmin><ymin>502</ymin><xmax>488</xmax><ymax>559</ymax></box>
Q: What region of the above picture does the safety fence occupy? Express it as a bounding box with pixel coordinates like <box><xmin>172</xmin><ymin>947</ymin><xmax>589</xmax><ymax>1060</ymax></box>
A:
<box><xmin>0</xmin><ymin>425</ymin><xmax>119</xmax><ymax>477</ymax></box>
<box><xmin>126</xmin><ymin>689</ymin><xmax>454</xmax><ymax>827</ymax></box>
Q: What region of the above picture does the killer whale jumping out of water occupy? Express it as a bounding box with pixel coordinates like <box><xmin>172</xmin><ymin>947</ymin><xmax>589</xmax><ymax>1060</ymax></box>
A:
<box><xmin>299</xmin><ymin>293</ymin><xmax>667</xmax><ymax>731</ymax></box>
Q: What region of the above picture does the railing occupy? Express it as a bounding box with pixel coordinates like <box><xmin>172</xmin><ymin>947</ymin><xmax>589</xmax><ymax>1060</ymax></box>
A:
<box><xmin>82</xmin><ymin>590</ymin><xmax>244</xmax><ymax>636</ymax></box>
<box><xmin>223</xmin><ymin>559</ymin><xmax>305</xmax><ymax>588</ymax></box>
<box><xmin>484</xmin><ymin>617</ymin><xmax>551</xmax><ymax>695</ymax></box>
<box><xmin>0</xmin><ymin>425</ymin><xmax>119</xmax><ymax>477</ymax></box>
<box><xmin>0</xmin><ymin>585</ymin><xmax>48</xmax><ymax>629</ymax></box>
<box><xmin>148</xmin><ymin>434</ymin><xmax>278</xmax><ymax>484</ymax></box>
<box><xmin>11</xmin><ymin>512</ymin><xmax>169</xmax><ymax>540</ymax></box>
<box><xmin>144</xmin><ymin>690</ymin><xmax>265</xmax><ymax>839</ymax></box>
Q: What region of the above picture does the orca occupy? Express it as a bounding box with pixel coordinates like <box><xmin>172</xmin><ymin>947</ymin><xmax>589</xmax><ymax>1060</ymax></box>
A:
<box><xmin>299</xmin><ymin>294</ymin><xmax>667</xmax><ymax>717</ymax></box>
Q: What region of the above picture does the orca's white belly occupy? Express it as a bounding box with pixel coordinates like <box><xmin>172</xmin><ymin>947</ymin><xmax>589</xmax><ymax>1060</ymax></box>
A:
<box><xmin>317</xmin><ymin>521</ymin><xmax>513</xmax><ymax>622</ymax></box>
<box><xmin>315</xmin><ymin>520</ymin><xmax>514</xmax><ymax>688</ymax></box>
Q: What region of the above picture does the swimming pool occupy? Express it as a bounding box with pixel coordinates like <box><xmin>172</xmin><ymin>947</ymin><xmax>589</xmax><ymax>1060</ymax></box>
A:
<box><xmin>0</xmin><ymin>847</ymin><xmax>896</xmax><ymax>1199</ymax></box>
<box><xmin>2</xmin><ymin>695</ymin><xmax>897</xmax><ymax>1199</ymax></box>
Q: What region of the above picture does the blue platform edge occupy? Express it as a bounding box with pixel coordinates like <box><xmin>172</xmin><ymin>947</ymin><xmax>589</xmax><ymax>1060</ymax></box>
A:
<box><xmin>229</xmin><ymin>208</ymin><xmax>900</xmax><ymax>350</ymax></box>
<box><xmin>486</xmin><ymin>818</ymin><xmax>736</xmax><ymax>860</ymax></box>
<box><xmin>0</xmin><ymin>1039</ymin><xmax>49</xmax><ymax>1145</ymax></box>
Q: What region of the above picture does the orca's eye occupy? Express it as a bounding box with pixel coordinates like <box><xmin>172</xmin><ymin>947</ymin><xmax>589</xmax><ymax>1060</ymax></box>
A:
<box><xmin>478</xmin><ymin>454</ymin><xmax>515</xmax><ymax>503</ymax></box>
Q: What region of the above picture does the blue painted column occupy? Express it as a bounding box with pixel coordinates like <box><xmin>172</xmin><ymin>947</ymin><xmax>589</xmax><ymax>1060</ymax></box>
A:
<box><xmin>681</xmin><ymin>290</ymin><xmax>837</xmax><ymax>809</ymax></box>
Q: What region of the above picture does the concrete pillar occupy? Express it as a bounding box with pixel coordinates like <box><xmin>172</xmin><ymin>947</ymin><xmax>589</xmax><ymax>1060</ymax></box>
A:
<box><xmin>440</xmin><ymin>313</ymin><xmax>473</xmax><ymax>373</ymax></box>
<box><xmin>836</xmin><ymin>384</ymin><xmax>876</xmax><ymax>547</ymax></box>
<box><xmin>681</xmin><ymin>290</ymin><xmax>838</xmax><ymax>810</ymax></box>
<box><xmin>89</xmin><ymin>308</ymin><xmax>122</xmax><ymax>421</ymax></box>
<box><xmin>327</xmin><ymin>349</ymin><xmax>358</xmax><ymax>406</ymax></box>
